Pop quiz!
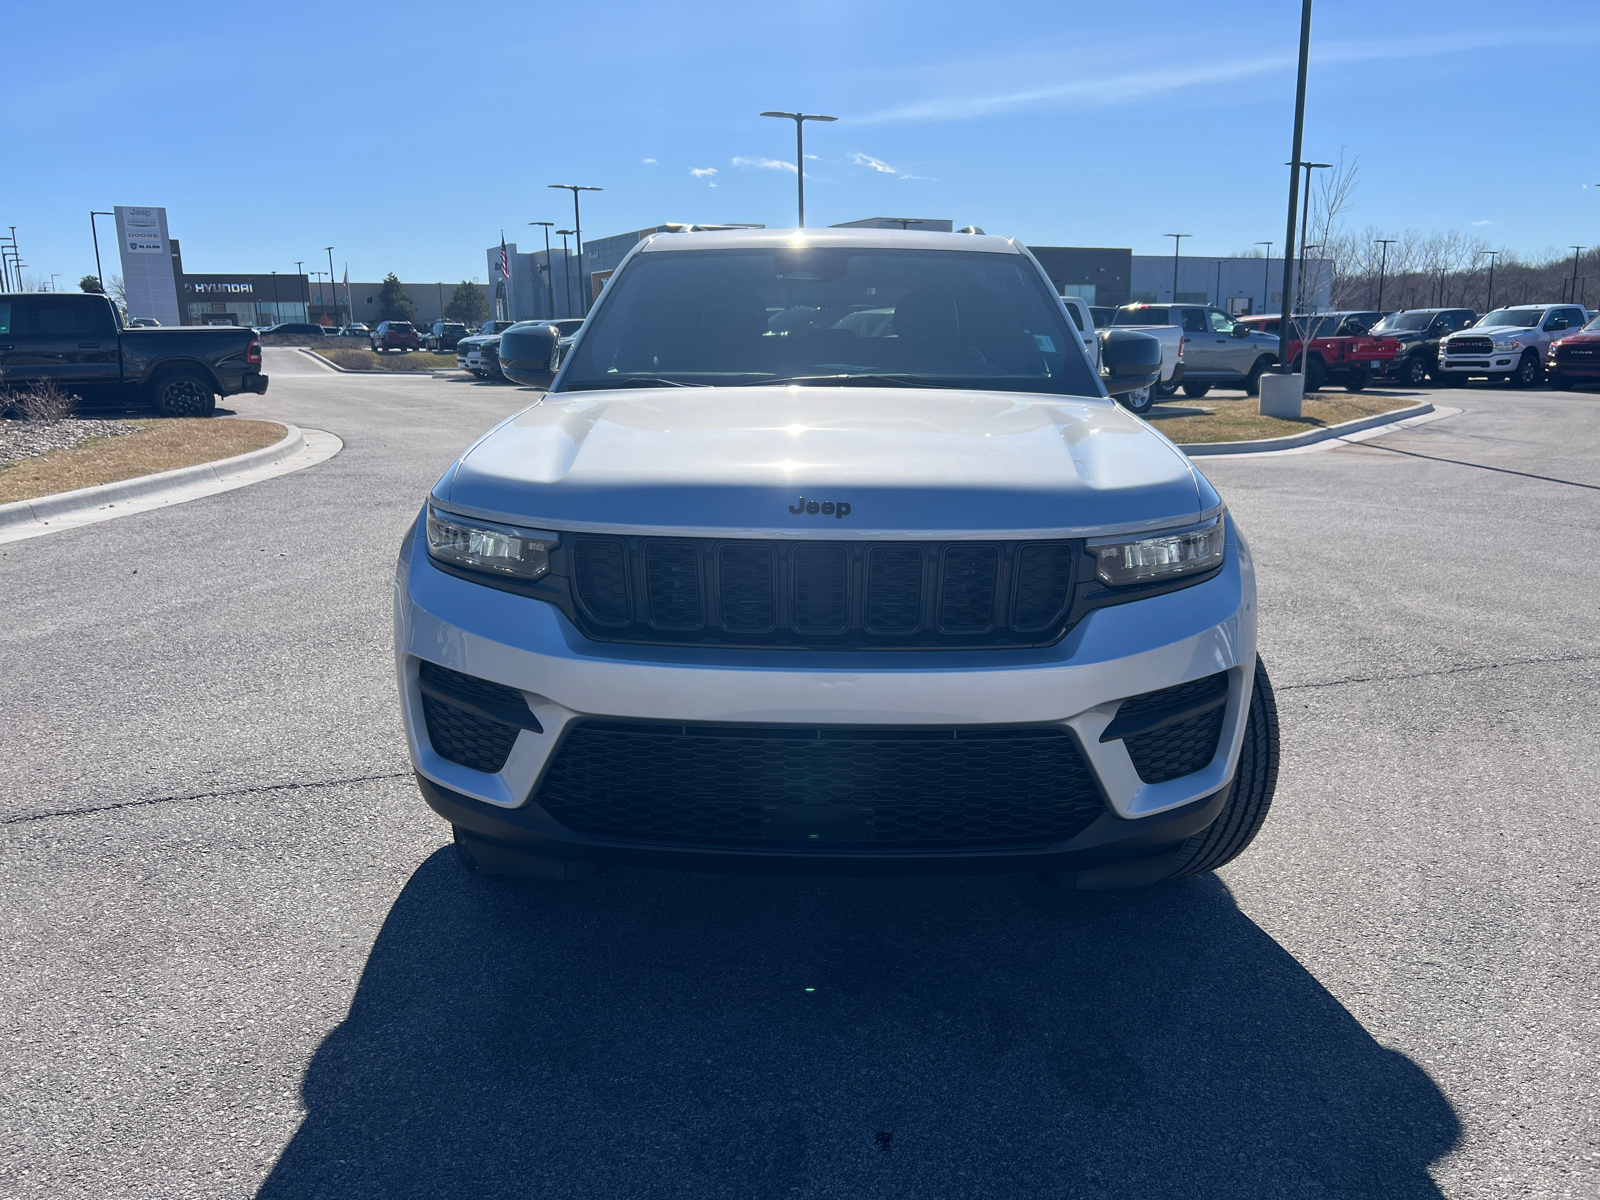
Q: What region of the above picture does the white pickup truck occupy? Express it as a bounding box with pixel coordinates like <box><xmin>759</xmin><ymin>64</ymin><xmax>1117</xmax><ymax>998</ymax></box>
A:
<box><xmin>1061</xmin><ymin>296</ymin><xmax>1184</xmax><ymax>415</ymax></box>
<box><xmin>1436</xmin><ymin>303</ymin><xmax>1590</xmax><ymax>388</ymax></box>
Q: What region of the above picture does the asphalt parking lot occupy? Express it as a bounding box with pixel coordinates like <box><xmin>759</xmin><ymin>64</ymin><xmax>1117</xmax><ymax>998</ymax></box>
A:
<box><xmin>2</xmin><ymin>351</ymin><xmax>1597</xmax><ymax>1198</ymax></box>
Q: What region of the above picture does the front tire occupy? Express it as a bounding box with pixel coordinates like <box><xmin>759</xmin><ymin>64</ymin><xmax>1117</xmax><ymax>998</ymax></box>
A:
<box><xmin>1153</xmin><ymin>379</ymin><xmax>1180</xmax><ymax>399</ymax></box>
<box><xmin>1243</xmin><ymin>358</ymin><xmax>1272</xmax><ymax>397</ymax></box>
<box><xmin>1167</xmin><ymin>657</ymin><xmax>1280</xmax><ymax>878</ymax></box>
<box><xmin>150</xmin><ymin>370</ymin><xmax>215</xmax><ymax>418</ymax></box>
<box><xmin>1509</xmin><ymin>350</ymin><xmax>1543</xmax><ymax>389</ymax></box>
<box><xmin>1344</xmin><ymin>367</ymin><xmax>1370</xmax><ymax>392</ymax></box>
<box><xmin>1119</xmin><ymin>386</ymin><xmax>1154</xmax><ymax>415</ymax></box>
<box><xmin>1304</xmin><ymin>356</ymin><xmax>1327</xmax><ymax>393</ymax></box>
<box><xmin>1401</xmin><ymin>355</ymin><xmax>1430</xmax><ymax>387</ymax></box>
<box><xmin>1182</xmin><ymin>382</ymin><xmax>1212</xmax><ymax>399</ymax></box>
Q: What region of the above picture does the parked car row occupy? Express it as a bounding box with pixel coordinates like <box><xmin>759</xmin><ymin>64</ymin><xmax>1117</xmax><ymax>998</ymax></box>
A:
<box><xmin>455</xmin><ymin>318</ymin><xmax>585</xmax><ymax>379</ymax></box>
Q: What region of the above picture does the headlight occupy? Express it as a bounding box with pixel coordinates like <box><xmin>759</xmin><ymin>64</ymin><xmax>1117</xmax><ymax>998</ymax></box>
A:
<box><xmin>426</xmin><ymin>506</ymin><xmax>555</xmax><ymax>580</ymax></box>
<box><xmin>1090</xmin><ymin>516</ymin><xmax>1225</xmax><ymax>586</ymax></box>
<box><xmin>1492</xmin><ymin>337</ymin><xmax>1521</xmax><ymax>353</ymax></box>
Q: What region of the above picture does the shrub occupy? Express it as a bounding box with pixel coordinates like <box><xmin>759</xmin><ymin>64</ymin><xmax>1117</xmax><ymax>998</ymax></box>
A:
<box><xmin>4</xmin><ymin>379</ymin><xmax>81</xmax><ymax>422</ymax></box>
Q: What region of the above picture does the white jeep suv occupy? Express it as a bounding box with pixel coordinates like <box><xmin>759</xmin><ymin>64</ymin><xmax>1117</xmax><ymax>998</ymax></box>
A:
<box><xmin>1438</xmin><ymin>304</ymin><xmax>1589</xmax><ymax>387</ymax></box>
<box><xmin>394</xmin><ymin>228</ymin><xmax>1279</xmax><ymax>888</ymax></box>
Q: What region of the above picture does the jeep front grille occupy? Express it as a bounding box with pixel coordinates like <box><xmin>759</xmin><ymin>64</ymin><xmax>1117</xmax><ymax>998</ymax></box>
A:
<box><xmin>533</xmin><ymin>721</ymin><xmax>1107</xmax><ymax>848</ymax></box>
<box><xmin>567</xmin><ymin>535</ymin><xmax>1081</xmax><ymax>648</ymax></box>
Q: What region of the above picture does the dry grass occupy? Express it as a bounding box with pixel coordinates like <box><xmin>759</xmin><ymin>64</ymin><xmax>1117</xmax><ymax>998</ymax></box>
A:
<box><xmin>1149</xmin><ymin>391</ymin><xmax>1420</xmax><ymax>444</ymax></box>
<box><xmin>310</xmin><ymin>348</ymin><xmax>458</xmax><ymax>372</ymax></box>
<box><xmin>0</xmin><ymin>419</ymin><xmax>285</xmax><ymax>504</ymax></box>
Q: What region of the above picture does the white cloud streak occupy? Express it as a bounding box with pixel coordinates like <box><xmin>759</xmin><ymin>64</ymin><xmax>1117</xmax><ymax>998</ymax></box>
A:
<box><xmin>1472</xmin><ymin>220</ymin><xmax>1493</xmax><ymax>226</ymax></box>
<box><xmin>850</xmin><ymin>151</ymin><xmax>897</xmax><ymax>173</ymax></box>
<box><xmin>642</xmin><ymin>157</ymin><xmax>657</xmax><ymax>164</ymax></box>
<box><xmin>732</xmin><ymin>155</ymin><xmax>798</xmax><ymax>173</ymax></box>
<box><xmin>852</xmin><ymin>32</ymin><xmax>1591</xmax><ymax>125</ymax></box>
<box><xmin>690</xmin><ymin>167</ymin><xmax>718</xmax><ymax>178</ymax></box>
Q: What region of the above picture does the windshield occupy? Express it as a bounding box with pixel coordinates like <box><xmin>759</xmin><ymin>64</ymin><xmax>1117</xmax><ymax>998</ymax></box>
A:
<box><xmin>1476</xmin><ymin>308</ymin><xmax>1544</xmax><ymax>328</ymax></box>
<box><xmin>1370</xmin><ymin>312</ymin><xmax>1437</xmax><ymax>332</ymax></box>
<box><xmin>556</xmin><ymin>246</ymin><xmax>1099</xmax><ymax>395</ymax></box>
<box><xmin>1586</xmin><ymin>315</ymin><xmax>1600</xmax><ymax>332</ymax></box>
<box><xmin>1113</xmin><ymin>307</ymin><xmax>1170</xmax><ymax>326</ymax></box>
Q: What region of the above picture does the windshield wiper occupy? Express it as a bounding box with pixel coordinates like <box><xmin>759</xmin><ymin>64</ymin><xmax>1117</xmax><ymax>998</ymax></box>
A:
<box><xmin>564</xmin><ymin>376</ymin><xmax>712</xmax><ymax>390</ymax></box>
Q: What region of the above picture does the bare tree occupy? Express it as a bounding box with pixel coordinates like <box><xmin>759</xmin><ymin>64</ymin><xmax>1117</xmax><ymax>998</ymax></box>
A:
<box><xmin>1304</xmin><ymin>150</ymin><xmax>1361</xmax><ymax>309</ymax></box>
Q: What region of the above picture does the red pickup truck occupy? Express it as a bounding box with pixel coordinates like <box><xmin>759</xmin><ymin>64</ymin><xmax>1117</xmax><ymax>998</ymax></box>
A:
<box><xmin>1235</xmin><ymin>312</ymin><xmax>1401</xmax><ymax>392</ymax></box>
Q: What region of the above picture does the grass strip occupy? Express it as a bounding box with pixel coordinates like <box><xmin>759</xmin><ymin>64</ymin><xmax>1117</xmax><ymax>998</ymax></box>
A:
<box><xmin>0</xmin><ymin>419</ymin><xmax>286</xmax><ymax>504</ymax></box>
<box><xmin>1149</xmin><ymin>393</ymin><xmax>1418</xmax><ymax>444</ymax></box>
<box><xmin>310</xmin><ymin>348</ymin><xmax>459</xmax><ymax>372</ymax></box>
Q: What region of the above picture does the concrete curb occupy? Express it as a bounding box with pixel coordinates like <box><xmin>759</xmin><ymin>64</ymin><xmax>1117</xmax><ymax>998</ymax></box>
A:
<box><xmin>0</xmin><ymin>422</ymin><xmax>303</xmax><ymax>532</ymax></box>
<box><xmin>1177</xmin><ymin>401</ymin><xmax>1435</xmax><ymax>456</ymax></box>
<box><xmin>297</xmin><ymin>348</ymin><xmax>442</xmax><ymax>377</ymax></box>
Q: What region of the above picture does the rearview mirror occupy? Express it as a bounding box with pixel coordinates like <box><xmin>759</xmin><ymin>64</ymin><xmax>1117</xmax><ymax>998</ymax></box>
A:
<box><xmin>497</xmin><ymin>323</ymin><xmax>562</xmax><ymax>386</ymax></box>
<box><xmin>1099</xmin><ymin>328</ymin><xmax>1162</xmax><ymax>395</ymax></box>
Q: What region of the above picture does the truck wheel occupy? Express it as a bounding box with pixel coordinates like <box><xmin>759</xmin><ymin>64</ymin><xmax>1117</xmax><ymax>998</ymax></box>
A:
<box><xmin>1509</xmin><ymin>350</ymin><xmax>1543</xmax><ymax>389</ymax></box>
<box><xmin>1304</xmin><ymin>357</ymin><xmax>1327</xmax><ymax>393</ymax></box>
<box><xmin>151</xmin><ymin>370</ymin><xmax>216</xmax><ymax>418</ymax></box>
<box><xmin>1119</xmin><ymin>386</ymin><xmax>1154</xmax><ymax>415</ymax></box>
<box><xmin>1243</xmin><ymin>359</ymin><xmax>1272</xmax><ymax>397</ymax></box>
<box><xmin>1402</xmin><ymin>356</ymin><xmax>1430</xmax><ymax>387</ymax></box>
<box><xmin>1167</xmin><ymin>657</ymin><xmax>1280</xmax><ymax>879</ymax></box>
<box><xmin>1344</xmin><ymin>367</ymin><xmax>1370</xmax><ymax>392</ymax></box>
<box><xmin>1181</xmin><ymin>382</ymin><xmax>1211</xmax><ymax>399</ymax></box>
<box><xmin>1153</xmin><ymin>380</ymin><xmax>1180</xmax><ymax>399</ymax></box>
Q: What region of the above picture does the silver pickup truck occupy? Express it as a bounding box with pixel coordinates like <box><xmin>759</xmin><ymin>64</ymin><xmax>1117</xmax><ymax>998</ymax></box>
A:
<box><xmin>1114</xmin><ymin>303</ymin><xmax>1279</xmax><ymax>400</ymax></box>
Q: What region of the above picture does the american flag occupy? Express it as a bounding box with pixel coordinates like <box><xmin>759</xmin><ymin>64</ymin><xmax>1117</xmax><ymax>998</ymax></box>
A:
<box><xmin>500</xmin><ymin>236</ymin><xmax>510</xmax><ymax>280</ymax></box>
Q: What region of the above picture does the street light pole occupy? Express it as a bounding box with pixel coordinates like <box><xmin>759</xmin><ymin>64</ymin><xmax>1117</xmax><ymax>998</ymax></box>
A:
<box><xmin>1570</xmin><ymin>247</ymin><xmax>1586</xmax><ymax>305</ymax></box>
<box><xmin>548</xmin><ymin>185</ymin><xmax>602</xmax><ymax>315</ymax></box>
<box><xmin>1277</xmin><ymin>0</ymin><xmax>1314</xmax><ymax>371</ymax></box>
<box><xmin>326</xmin><ymin>246</ymin><xmax>338</xmax><ymax>326</ymax></box>
<box><xmin>294</xmin><ymin>261</ymin><xmax>306</xmax><ymax>319</ymax></box>
<box><xmin>529</xmin><ymin>221</ymin><xmax>557</xmax><ymax>318</ymax></box>
<box><xmin>1255</xmin><ymin>242</ymin><xmax>1273</xmax><ymax>315</ymax></box>
<box><xmin>1164</xmin><ymin>233</ymin><xmax>1190</xmax><ymax>300</ymax></box>
<box><xmin>1215</xmin><ymin>260</ymin><xmax>1224</xmax><ymax>308</ymax></box>
<box><xmin>1374</xmin><ymin>238</ymin><xmax>1397</xmax><ymax>312</ymax></box>
<box><xmin>90</xmin><ymin>211</ymin><xmax>113</xmax><ymax>292</ymax></box>
<box><xmin>1476</xmin><ymin>249</ymin><xmax>1499</xmax><ymax>312</ymax></box>
<box><xmin>759</xmin><ymin>111</ymin><xmax>838</xmax><ymax>228</ymax></box>
<box><xmin>557</xmin><ymin>231</ymin><xmax>575</xmax><ymax>318</ymax></box>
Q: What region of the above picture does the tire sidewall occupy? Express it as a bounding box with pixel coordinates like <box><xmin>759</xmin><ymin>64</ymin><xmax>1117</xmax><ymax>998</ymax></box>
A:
<box><xmin>152</xmin><ymin>371</ymin><xmax>215</xmax><ymax>418</ymax></box>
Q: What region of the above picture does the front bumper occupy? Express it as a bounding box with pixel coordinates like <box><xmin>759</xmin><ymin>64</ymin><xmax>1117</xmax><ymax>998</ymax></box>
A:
<box><xmin>394</xmin><ymin>514</ymin><xmax>1258</xmax><ymax>875</ymax></box>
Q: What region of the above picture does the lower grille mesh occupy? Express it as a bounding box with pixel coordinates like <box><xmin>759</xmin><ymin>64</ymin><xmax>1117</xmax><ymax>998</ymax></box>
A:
<box><xmin>534</xmin><ymin>722</ymin><xmax>1107</xmax><ymax>848</ymax></box>
<box><xmin>422</xmin><ymin>694</ymin><xmax>519</xmax><ymax>773</ymax></box>
<box><xmin>1125</xmin><ymin>707</ymin><xmax>1225</xmax><ymax>784</ymax></box>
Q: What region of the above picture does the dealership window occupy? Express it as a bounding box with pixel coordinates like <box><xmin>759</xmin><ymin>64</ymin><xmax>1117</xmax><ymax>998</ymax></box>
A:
<box><xmin>186</xmin><ymin>300</ymin><xmax>307</xmax><ymax>326</ymax></box>
<box><xmin>1057</xmin><ymin>283</ymin><xmax>1096</xmax><ymax>304</ymax></box>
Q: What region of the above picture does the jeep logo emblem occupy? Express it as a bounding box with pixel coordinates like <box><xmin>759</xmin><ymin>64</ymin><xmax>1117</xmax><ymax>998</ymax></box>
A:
<box><xmin>789</xmin><ymin>495</ymin><xmax>851</xmax><ymax>519</ymax></box>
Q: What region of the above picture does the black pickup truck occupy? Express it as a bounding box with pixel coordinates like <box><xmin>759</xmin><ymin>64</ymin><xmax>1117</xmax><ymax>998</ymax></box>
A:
<box><xmin>0</xmin><ymin>292</ymin><xmax>268</xmax><ymax>416</ymax></box>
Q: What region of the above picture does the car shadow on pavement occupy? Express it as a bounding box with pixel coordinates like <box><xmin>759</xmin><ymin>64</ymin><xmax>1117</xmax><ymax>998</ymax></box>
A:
<box><xmin>258</xmin><ymin>853</ymin><xmax>1458</xmax><ymax>1199</ymax></box>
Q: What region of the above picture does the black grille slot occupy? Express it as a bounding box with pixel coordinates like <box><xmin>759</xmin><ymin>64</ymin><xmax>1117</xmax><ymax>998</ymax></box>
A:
<box><xmin>572</xmin><ymin>537</ymin><xmax>630</xmax><ymax>626</ymax></box>
<box><xmin>417</xmin><ymin>667</ymin><xmax>521</xmax><ymax>775</ymax></box>
<box><xmin>563</xmin><ymin>536</ymin><xmax>1080</xmax><ymax>648</ymax></box>
<box><xmin>1012</xmin><ymin>543</ymin><xmax>1075</xmax><ymax>630</ymax></box>
<box><xmin>939</xmin><ymin>545</ymin><xmax>999</xmax><ymax>632</ymax></box>
<box><xmin>1106</xmin><ymin>672</ymin><xmax>1229</xmax><ymax>785</ymax></box>
<box><xmin>534</xmin><ymin>722</ymin><xmax>1107</xmax><ymax>848</ymax></box>
<box><xmin>1449</xmin><ymin>337</ymin><xmax>1493</xmax><ymax>355</ymax></box>
<box><xmin>792</xmin><ymin>544</ymin><xmax>849</xmax><ymax>633</ymax></box>
<box><xmin>645</xmin><ymin>540</ymin><xmax>703</xmax><ymax>629</ymax></box>
<box><xmin>718</xmin><ymin>543</ymin><xmax>775</xmax><ymax>633</ymax></box>
<box><xmin>1126</xmin><ymin>708</ymin><xmax>1226</xmax><ymax>783</ymax></box>
<box><xmin>865</xmin><ymin>545</ymin><xmax>923</xmax><ymax>634</ymax></box>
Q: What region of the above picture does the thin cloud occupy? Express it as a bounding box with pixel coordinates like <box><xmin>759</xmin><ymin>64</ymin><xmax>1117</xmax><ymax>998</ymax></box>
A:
<box><xmin>853</xmin><ymin>31</ymin><xmax>1592</xmax><ymax>124</ymax></box>
<box><xmin>850</xmin><ymin>152</ymin><xmax>897</xmax><ymax>173</ymax></box>
<box><xmin>642</xmin><ymin>157</ymin><xmax>657</xmax><ymax>165</ymax></box>
<box><xmin>1472</xmin><ymin>220</ymin><xmax>1493</xmax><ymax>226</ymax></box>
<box><xmin>732</xmin><ymin>155</ymin><xmax>798</xmax><ymax>173</ymax></box>
<box><xmin>899</xmin><ymin>174</ymin><xmax>935</xmax><ymax>181</ymax></box>
<box><xmin>690</xmin><ymin>167</ymin><xmax>718</xmax><ymax>178</ymax></box>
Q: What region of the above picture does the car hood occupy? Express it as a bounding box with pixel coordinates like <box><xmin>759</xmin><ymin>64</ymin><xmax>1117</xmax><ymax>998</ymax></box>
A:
<box><xmin>434</xmin><ymin>387</ymin><xmax>1213</xmax><ymax>539</ymax></box>
<box><xmin>1449</xmin><ymin>324</ymin><xmax>1540</xmax><ymax>337</ymax></box>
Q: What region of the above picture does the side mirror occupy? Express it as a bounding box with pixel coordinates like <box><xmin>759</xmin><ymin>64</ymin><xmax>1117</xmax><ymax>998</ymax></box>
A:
<box><xmin>497</xmin><ymin>323</ymin><xmax>562</xmax><ymax>385</ymax></box>
<box><xmin>1548</xmin><ymin>318</ymin><xmax>1568</xmax><ymax>331</ymax></box>
<box><xmin>1230</xmin><ymin>325</ymin><xmax>1251</xmax><ymax>337</ymax></box>
<box><xmin>1099</xmin><ymin>328</ymin><xmax>1162</xmax><ymax>395</ymax></box>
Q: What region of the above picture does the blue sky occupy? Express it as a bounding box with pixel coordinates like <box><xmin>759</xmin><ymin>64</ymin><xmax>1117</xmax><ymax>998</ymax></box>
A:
<box><xmin>8</xmin><ymin>0</ymin><xmax>1600</xmax><ymax>287</ymax></box>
